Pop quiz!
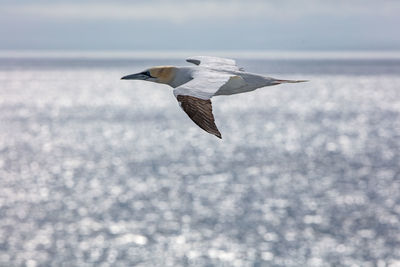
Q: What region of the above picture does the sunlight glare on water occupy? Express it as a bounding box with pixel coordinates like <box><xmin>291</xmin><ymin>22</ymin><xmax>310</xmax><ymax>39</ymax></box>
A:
<box><xmin>0</xmin><ymin>54</ymin><xmax>400</xmax><ymax>266</ymax></box>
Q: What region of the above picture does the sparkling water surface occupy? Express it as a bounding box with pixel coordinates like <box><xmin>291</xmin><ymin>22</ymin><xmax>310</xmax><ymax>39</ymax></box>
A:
<box><xmin>0</xmin><ymin>54</ymin><xmax>400</xmax><ymax>266</ymax></box>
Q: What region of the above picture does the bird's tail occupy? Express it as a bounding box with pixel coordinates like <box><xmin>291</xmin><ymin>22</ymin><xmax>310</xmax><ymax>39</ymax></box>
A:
<box><xmin>274</xmin><ymin>79</ymin><xmax>308</xmax><ymax>84</ymax></box>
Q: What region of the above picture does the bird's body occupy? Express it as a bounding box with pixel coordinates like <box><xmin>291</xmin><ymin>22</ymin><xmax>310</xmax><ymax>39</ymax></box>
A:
<box><xmin>122</xmin><ymin>56</ymin><xmax>306</xmax><ymax>138</ymax></box>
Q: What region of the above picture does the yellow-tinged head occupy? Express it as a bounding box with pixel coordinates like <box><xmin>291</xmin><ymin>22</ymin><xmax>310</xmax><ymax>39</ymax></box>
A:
<box><xmin>121</xmin><ymin>66</ymin><xmax>176</xmax><ymax>85</ymax></box>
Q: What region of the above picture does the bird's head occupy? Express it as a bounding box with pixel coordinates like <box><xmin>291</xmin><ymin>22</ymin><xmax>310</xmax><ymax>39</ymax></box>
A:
<box><xmin>121</xmin><ymin>66</ymin><xmax>176</xmax><ymax>85</ymax></box>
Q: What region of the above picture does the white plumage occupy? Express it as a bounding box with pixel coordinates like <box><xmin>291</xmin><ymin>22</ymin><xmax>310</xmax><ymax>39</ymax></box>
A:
<box><xmin>122</xmin><ymin>56</ymin><xmax>307</xmax><ymax>138</ymax></box>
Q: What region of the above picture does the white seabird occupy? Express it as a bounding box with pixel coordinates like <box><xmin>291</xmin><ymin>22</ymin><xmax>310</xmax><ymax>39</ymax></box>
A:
<box><xmin>121</xmin><ymin>56</ymin><xmax>306</xmax><ymax>139</ymax></box>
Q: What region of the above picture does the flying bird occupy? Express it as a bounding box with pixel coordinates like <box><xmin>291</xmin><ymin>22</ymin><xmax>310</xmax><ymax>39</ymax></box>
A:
<box><xmin>121</xmin><ymin>56</ymin><xmax>306</xmax><ymax>139</ymax></box>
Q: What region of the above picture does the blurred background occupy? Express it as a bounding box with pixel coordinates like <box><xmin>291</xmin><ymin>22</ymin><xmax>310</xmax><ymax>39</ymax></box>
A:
<box><xmin>1</xmin><ymin>0</ymin><xmax>400</xmax><ymax>266</ymax></box>
<box><xmin>1</xmin><ymin>0</ymin><xmax>400</xmax><ymax>50</ymax></box>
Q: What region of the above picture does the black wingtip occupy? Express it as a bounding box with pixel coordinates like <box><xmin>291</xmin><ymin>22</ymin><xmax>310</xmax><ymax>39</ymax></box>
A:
<box><xmin>215</xmin><ymin>133</ymin><xmax>222</xmax><ymax>139</ymax></box>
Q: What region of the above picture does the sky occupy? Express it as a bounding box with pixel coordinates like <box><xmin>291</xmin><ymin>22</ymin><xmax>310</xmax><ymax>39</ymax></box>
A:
<box><xmin>0</xmin><ymin>0</ymin><xmax>400</xmax><ymax>51</ymax></box>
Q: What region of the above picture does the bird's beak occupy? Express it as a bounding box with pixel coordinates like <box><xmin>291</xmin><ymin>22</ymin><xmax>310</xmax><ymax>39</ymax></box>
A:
<box><xmin>121</xmin><ymin>73</ymin><xmax>148</xmax><ymax>80</ymax></box>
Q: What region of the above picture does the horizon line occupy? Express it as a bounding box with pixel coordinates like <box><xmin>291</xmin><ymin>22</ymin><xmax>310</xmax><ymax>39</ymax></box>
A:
<box><xmin>1</xmin><ymin>49</ymin><xmax>400</xmax><ymax>60</ymax></box>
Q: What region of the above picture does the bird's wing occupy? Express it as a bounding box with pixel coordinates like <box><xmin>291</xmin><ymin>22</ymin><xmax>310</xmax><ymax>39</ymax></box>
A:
<box><xmin>173</xmin><ymin>70</ymin><xmax>232</xmax><ymax>99</ymax></box>
<box><xmin>176</xmin><ymin>95</ymin><xmax>221</xmax><ymax>138</ymax></box>
<box><xmin>186</xmin><ymin>56</ymin><xmax>243</xmax><ymax>71</ymax></box>
<box><xmin>173</xmin><ymin>71</ymin><xmax>232</xmax><ymax>138</ymax></box>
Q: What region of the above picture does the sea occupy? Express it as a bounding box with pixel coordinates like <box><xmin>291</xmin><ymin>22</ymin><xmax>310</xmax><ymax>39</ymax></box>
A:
<box><xmin>0</xmin><ymin>51</ymin><xmax>399</xmax><ymax>266</ymax></box>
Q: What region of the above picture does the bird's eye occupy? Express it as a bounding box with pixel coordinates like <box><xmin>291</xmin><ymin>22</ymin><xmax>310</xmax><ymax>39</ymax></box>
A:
<box><xmin>142</xmin><ymin>71</ymin><xmax>152</xmax><ymax>77</ymax></box>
